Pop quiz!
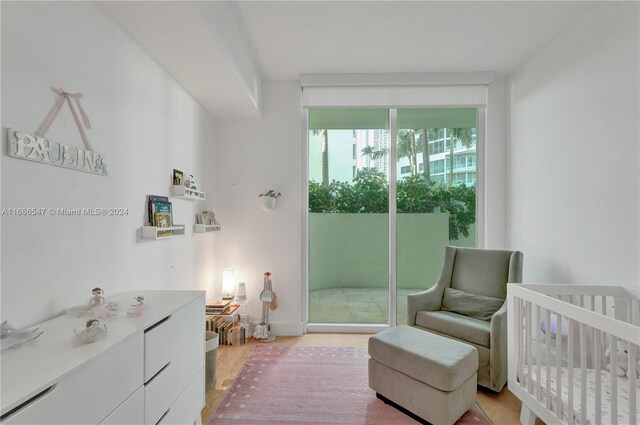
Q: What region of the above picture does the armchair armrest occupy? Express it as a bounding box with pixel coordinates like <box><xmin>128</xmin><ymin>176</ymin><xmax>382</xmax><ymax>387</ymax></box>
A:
<box><xmin>406</xmin><ymin>283</ymin><xmax>446</xmax><ymax>326</ymax></box>
<box><xmin>489</xmin><ymin>300</ymin><xmax>508</xmax><ymax>391</ymax></box>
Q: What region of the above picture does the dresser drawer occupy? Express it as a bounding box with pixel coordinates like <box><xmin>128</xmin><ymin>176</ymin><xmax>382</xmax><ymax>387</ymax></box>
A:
<box><xmin>3</xmin><ymin>334</ymin><xmax>143</xmax><ymax>425</ymax></box>
<box><xmin>100</xmin><ymin>386</ymin><xmax>144</xmax><ymax>425</ymax></box>
<box><xmin>144</xmin><ymin>297</ymin><xmax>203</xmax><ymax>382</ymax></box>
<box><xmin>144</xmin><ymin>337</ymin><xmax>203</xmax><ymax>425</ymax></box>
<box><xmin>158</xmin><ymin>369</ymin><xmax>204</xmax><ymax>425</ymax></box>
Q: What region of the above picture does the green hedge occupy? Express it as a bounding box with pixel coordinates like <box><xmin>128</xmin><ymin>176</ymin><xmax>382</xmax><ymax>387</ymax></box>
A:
<box><xmin>308</xmin><ymin>169</ymin><xmax>476</xmax><ymax>240</ymax></box>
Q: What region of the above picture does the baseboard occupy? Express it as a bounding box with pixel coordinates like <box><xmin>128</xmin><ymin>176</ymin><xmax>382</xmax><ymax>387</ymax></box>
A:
<box><xmin>267</xmin><ymin>321</ymin><xmax>304</xmax><ymax>336</ymax></box>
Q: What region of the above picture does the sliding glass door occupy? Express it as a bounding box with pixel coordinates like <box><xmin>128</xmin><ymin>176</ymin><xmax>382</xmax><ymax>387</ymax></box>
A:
<box><xmin>308</xmin><ymin>109</ymin><xmax>390</xmax><ymax>324</ymax></box>
<box><xmin>395</xmin><ymin>108</ymin><xmax>478</xmax><ymax>325</ymax></box>
<box><xmin>306</xmin><ymin>107</ymin><xmax>478</xmax><ymax>327</ymax></box>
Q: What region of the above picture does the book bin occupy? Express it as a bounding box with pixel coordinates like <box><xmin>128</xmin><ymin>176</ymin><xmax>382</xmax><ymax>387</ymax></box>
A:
<box><xmin>205</xmin><ymin>331</ymin><xmax>219</xmax><ymax>390</ymax></box>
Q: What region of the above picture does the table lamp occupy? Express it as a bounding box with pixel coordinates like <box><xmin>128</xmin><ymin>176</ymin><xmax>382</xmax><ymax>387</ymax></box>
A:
<box><xmin>222</xmin><ymin>268</ymin><xmax>235</xmax><ymax>300</ymax></box>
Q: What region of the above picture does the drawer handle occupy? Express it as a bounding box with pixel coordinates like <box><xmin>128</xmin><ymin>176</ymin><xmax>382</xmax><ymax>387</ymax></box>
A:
<box><xmin>145</xmin><ymin>361</ymin><xmax>171</xmax><ymax>385</ymax></box>
<box><xmin>145</xmin><ymin>314</ymin><xmax>172</xmax><ymax>332</ymax></box>
<box><xmin>156</xmin><ymin>408</ymin><xmax>170</xmax><ymax>425</ymax></box>
<box><xmin>0</xmin><ymin>385</ymin><xmax>56</xmax><ymax>421</ymax></box>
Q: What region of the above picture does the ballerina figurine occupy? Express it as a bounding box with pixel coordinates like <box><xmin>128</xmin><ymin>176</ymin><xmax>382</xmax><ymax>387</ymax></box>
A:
<box><xmin>89</xmin><ymin>288</ymin><xmax>105</xmax><ymax>305</ymax></box>
<box><xmin>127</xmin><ymin>295</ymin><xmax>148</xmax><ymax>317</ymax></box>
<box><xmin>74</xmin><ymin>319</ymin><xmax>107</xmax><ymax>344</ymax></box>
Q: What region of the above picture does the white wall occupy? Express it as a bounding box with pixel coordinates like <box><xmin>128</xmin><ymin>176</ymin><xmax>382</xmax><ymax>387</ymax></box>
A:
<box><xmin>507</xmin><ymin>2</ymin><xmax>640</xmax><ymax>285</ymax></box>
<box><xmin>214</xmin><ymin>81</ymin><xmax>303</xmax><ymax>335</ymax></box>
<box><xmin>1</xmin><ymin>2</ymin><xmax>217</xmax><ymax>328</ymax></box>
<box><xmin>485</xmin><ymin>77</ymin><xmax>508</xmax><ymax>249</ymax></box>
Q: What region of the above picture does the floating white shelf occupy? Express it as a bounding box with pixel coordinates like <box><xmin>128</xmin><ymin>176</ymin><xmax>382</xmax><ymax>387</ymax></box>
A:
<box><xmin>194</xmin><ymin>224</ymin><xmax>221</xmax><ymax>233</ymax></box>
<box><xmin>172</xmin><ymin>185</ymin><xmax>205</xmax><ymax>200</ymax></box>
<box><xmin>141</xmin><ymin>225</ymin><xmax>185</xmax><ymax>240</ymax></box>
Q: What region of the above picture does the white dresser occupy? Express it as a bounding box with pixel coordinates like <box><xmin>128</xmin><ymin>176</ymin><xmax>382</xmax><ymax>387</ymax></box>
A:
<box><xmin>0</xmin><ymin>291</ymin><xmax>205</xmax><ymax>425</ymax></box>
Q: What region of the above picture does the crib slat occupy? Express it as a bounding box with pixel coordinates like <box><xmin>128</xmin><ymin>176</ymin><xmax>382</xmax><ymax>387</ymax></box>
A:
<box><xmin>526</xmin><ymin>301</ymin><xmax>533</xmax><ymax>394</ymax></box>
<box><xmin>590</xmin><ymin>295</ymin><xmax>595</xmax><ymax>311</ymax></box>
<box><xmin>579</xmin><ymin>295</ymin><xmax>584</xmax><ymax>308</ymax></box>
<box><xmin>629</xmin><ymin>343</ymin><xmax>637</xmax><ymax>425</ymax></box>
<box><xmin>537</xmin><ymin>304</ymin><xmax>542</xmax><ymax>401</ymax></box>
<box><xmin>611</xmin><ymin>335</ymin><xmax>618</xmax><ymax>425</ymax></box>
<box><xmin>520</xmin><ymin>299</ymin><xmax>527</xmax><ymax>389</ymax></box>
<box><xmin>556</xmin><ymin>313</ymin><xmax>562</xmax><ymax>418</ymax></box>
<box><xmin>546</xmin><ymin>309</ymin><xmax>552</xmax><ymax>410</ymax></box>
<box><xmin>594</xmin><ymin>328</ymin><xmax>602</xmax><ymax>425</ymax></box>
<box><xmin>518</xmin><ymin>298</ymin><xmax>525</xmax><ymax>388</ymax></box>
<box><xmin>567</xmin><ymin>319</ymin><xmax>574</xmax><ymax>425</ymax></box>
<box><xmin>580</xmin><ymin>323</ymin><xmax>587</xmax><ymax>425</ymax></box>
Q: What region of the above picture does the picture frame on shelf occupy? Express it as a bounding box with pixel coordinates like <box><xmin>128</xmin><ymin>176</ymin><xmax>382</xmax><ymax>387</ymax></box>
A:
<box><xmin>203</xmin><ymin>211</ymin><xmax>216</xmax><ymax>225</ymax></box>
<box><xmin>173</xmin><ymin>169</ymin><xmax>184</xmax><ymax>186</ymax></box>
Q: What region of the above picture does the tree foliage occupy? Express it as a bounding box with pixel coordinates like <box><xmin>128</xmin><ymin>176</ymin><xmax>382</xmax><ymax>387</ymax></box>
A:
<box><xmin>309</xmin><ymin>169</ymin><xmax>476</xmax><ymax>240</ymax></box>
<box><xmin>361</xmin><ymin>146</ymin><xmax>387</xmax><ymax>160</ymax></box>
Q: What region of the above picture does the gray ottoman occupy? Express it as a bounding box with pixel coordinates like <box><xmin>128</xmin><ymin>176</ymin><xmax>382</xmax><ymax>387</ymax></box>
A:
<box><xmin>368</xmin><ymin>325</ymin><xmax>478</xmax><ymax>425</ymax></box>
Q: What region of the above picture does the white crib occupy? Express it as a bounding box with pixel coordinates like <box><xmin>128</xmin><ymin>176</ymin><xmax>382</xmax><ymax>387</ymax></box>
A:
<box><xmin>507</xmin><ymin>284</ymin><xmax>640</xmax><ymax>425</ymax></box>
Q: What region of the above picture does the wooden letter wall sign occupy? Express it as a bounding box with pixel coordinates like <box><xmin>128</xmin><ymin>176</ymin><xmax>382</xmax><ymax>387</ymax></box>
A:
<box><xmin>6</xmin><ymin>128</ymin><xmax>109</xmax><ymax>176</ymax></box>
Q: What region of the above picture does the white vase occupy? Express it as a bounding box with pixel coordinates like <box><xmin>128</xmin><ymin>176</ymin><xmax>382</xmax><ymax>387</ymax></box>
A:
<box><xmin>260</xmin><ymin>196</ymin><xmax>277</xmax><ymax>211</ymax></box>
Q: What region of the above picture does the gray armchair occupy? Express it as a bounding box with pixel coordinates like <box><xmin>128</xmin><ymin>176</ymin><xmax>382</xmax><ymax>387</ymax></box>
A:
<box><xmin>407</xmin><ymin>246</ymin><xmax>523</xmax><ymax>392</ymax></box>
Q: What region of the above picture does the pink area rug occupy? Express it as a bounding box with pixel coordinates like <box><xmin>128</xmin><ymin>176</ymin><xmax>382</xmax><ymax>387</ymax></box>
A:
<box><xmin>208</xmin><ymin>346</ymin><xmax>491</xmax><ymax>425</ymax></box>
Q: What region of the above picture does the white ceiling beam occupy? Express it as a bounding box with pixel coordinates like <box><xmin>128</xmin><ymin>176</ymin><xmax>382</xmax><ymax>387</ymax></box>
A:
<box><xmin>193</xmin><ymin>2</ymin><xmax>262</xmax><ymax>115</ymax></box>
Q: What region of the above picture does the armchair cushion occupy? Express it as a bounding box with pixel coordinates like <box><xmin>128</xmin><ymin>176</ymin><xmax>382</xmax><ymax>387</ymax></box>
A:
<box><xmin>441</xmin><ymin>287</ymin><xmax>504</xmax><ymax>321</ymax></box>
<box><xmin>416</xmin><ymin>311</ymin><xmax>491</xmax><ymax>347</ymax></box>
<box><xmin>450</xmin><ymin>248</ymin><xmax>513</xmax><ymax>299</ymax></box>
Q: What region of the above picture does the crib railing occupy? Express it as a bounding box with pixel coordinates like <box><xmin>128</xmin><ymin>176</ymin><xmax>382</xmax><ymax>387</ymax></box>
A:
<box><xmin>508</xmin><ymin>284</ymin><xmax>640</xmax><ymax>425</ymax></box>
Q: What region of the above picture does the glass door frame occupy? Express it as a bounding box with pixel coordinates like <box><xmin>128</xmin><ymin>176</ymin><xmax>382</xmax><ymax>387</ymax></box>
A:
<box><xmin>302</xmin><ymin>105</ymin><xmax>486</xmax><ymax>333</ymax></box>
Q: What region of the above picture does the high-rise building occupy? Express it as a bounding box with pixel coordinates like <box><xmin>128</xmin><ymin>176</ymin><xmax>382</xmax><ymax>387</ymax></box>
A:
<box><xmin>397</xmin><ymin>129</ymin><xmax>477</xmax><ymax>186</ymax></box>
<box><xmin>310</xmin><ymin>128</ymin><xmax>476</xmax><ymax>186</ymax></box>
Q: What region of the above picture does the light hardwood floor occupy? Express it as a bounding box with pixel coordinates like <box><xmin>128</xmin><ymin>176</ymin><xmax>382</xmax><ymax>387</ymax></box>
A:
<box><xmin>201</xmin><ymin>334</ymin><xmax>543</xmax><ymax>425</ymax></box>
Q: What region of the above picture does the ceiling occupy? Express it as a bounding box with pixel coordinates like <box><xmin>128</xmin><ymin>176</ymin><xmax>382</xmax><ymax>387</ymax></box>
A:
<box><xmin>234</xmin><ymin>1</ymin><xmax>595</xmax><ymax>79</ymax></box>
<box><xmin>100</xmin><ymin>1</ymin><xmax>597</xmax><ymax>118</ymax></box>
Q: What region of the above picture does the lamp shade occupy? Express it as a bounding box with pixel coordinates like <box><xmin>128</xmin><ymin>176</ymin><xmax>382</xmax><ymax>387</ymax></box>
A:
<box><xmin>222</xmin><ymin>268</ymin><xmax>235</xmax><ymax>296</ymax></box>
<box><xmin>234</xmin><ymin>282</ymin><xmax>247</xmax><ymax>303</ymax></box>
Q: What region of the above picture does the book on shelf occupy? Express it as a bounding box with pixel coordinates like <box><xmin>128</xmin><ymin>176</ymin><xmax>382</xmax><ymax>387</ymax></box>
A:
<box><xmin>147</xmin><ymin>195</ymin><xmax>168</xmax><ymax>224</ymax></box>
<box><xmin>206</xmin><ymin>303</ymin><xmax>239</xmax><ymax>320</ymax></box>
<box><xmin>147</xmin><ymin>195</ymin><xmax>174</xmax><ymax>235</ymax></box>
<box><xmin>205</xmin><ymin>315</ymin><xmax>249</xmax><ymax>346</ymax></box>
<box><xmin>206</xmin><ymin>300</ymin><xmax>231</xmax><ymax>314</ymax></box>
<box><xmin>154</xmin><ymin>203</ymin><xmax>173</xmax><ymax>237</ymax></box>
<box><xmin>207</xmin><ymin>300</ymin><xmax>231</xmax><ymax>309</ymax></box>
<box><xmin>206</xmin><ymin>315</ymin><xmax>238</xmax><ymax>346</ymax></box>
